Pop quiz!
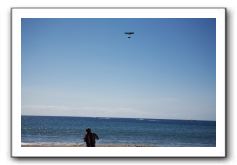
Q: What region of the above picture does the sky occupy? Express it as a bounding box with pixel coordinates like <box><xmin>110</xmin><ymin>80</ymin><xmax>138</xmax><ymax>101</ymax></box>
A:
<box><xmin>21</xmin><ymin>18</ymin><xmax>216</xmax><ymax>121</ymax></box>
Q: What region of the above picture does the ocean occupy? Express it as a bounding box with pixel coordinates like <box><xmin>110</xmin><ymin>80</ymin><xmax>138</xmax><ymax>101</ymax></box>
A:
<box><xmin>21</xmin><ymin>115</ymin><xmax>216</xmax><ymax>147</ymax></box>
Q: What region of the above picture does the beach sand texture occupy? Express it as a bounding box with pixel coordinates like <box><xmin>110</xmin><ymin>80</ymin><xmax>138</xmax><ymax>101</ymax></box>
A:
<box><xmin>21</xmin><ymin>143</ymin><xmax>149</xmax><ymax>147</ymax></box>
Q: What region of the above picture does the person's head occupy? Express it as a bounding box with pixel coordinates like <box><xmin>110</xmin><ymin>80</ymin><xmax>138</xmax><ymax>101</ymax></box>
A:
<box><xmin>86</xmin><ymin>128</ymin><xmax>91</xmax><ymax>133</ymax></box>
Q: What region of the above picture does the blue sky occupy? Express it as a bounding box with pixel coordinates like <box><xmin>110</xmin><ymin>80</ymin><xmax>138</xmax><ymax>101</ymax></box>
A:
<box><xmin>22</xmin><ymin>18</ymin><xmax>216</xmax><ymax>121</ymax></box>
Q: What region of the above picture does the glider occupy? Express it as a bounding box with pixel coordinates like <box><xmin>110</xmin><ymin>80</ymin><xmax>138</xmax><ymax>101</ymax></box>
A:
<box><xmin>124</xmin><ymin>32</ymin><xmax>135</xmax><ymax>38</ymax></box>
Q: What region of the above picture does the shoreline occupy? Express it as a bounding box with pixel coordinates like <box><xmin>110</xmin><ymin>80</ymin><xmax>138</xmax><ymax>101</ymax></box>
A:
<box><xmin>21</xmin><ymin>143</ymin><xmax>151</xmax><ymax>147</ymax></box>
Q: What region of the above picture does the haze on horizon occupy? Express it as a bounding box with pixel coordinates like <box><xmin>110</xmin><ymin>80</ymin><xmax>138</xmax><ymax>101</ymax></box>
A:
<box><xmin>22</xmin><ymin>18</ymin><xmax>216</xmax><ymax>121</ymax></box>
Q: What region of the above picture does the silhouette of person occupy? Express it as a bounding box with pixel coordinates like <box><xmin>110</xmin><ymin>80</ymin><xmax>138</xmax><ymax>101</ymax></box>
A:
<box><xmin>84</xmin><ymin>128</ymin><xmax>99</xmax><ymax>147</ymax></box>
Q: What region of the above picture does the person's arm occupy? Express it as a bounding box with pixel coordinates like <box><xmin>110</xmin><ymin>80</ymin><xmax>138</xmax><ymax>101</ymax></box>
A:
<box><xmin>94</xmin><ymin>133</ymin><xmax>99</xmax><ymax>140</ymax></box>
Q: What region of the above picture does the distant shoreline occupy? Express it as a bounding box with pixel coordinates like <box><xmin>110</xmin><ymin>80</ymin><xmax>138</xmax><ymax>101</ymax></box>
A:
<box><xmin>21</xmin><ymin>115</ymin><xmax>216</xmax><ymax>122</ymax></box>
<box><xmin>21</xmin><ymin>143</ymin><xmax>150</xmax><ymax>147</ymax></box>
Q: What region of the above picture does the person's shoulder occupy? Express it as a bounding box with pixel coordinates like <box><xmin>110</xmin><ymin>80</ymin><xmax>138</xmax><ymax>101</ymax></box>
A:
<box><xmin>93</xmin><ymin>133</ymin><xmax>99</xmax><ymax>139</ymax></box>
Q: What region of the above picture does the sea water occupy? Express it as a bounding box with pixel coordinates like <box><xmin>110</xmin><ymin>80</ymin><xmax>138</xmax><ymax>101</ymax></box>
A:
<box><xmin>21</xmin><ymin>116</ymin><xmax>216</xmax><ymax>147</ymax></box>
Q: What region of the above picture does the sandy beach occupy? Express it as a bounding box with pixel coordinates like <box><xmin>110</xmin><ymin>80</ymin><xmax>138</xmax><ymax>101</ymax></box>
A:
<box><xmin>21</xmin><ymin>143</ymin><xmax>149</xmax><ymax>147</ymax></box>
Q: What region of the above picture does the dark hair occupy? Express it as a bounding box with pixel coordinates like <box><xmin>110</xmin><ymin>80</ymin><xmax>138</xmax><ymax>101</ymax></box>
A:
<box><xmin>86</xmin><ymin>128</ymin><xmax>91</xmax><ymax>133</ymax></box>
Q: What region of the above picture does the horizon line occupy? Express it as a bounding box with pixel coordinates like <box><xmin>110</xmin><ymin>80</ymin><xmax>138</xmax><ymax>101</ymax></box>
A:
<box><xmin>21</xmin><ymin>114</ymin><xmax>216</xmax><ymax>122</ymax></box>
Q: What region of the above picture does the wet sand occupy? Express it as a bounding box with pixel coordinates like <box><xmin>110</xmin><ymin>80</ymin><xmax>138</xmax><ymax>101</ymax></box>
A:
<box><xmin>21</xmin><ymin>143</ymin><xmax>149</xmax><ymax>147</ymax></box>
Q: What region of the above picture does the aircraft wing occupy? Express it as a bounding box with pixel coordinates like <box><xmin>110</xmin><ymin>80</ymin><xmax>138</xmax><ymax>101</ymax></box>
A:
<box><xmin>125</xmin><ymin>32</ymin><xmax>134</xmax><ymax>35</ymax></box>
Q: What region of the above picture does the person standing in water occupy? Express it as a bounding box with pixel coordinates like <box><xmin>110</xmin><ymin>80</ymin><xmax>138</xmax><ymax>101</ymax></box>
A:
<box><xmin>84</xmin><ymin>128</ymin><xmax>99</xmax><ymax>147</ymax></box>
